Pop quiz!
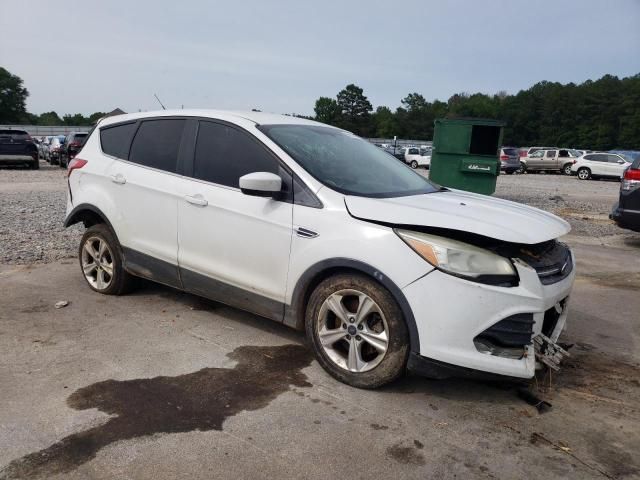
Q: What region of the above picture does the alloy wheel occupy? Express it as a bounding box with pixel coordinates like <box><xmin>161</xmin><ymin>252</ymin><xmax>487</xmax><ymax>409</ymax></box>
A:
<box><xmin>81</xmin><ymin>236</ymin><xmax>114</xmax><ymax>290</ymax></box>
<box><xmin>578</xmin><ymin>169</ymin><xmax>590</xmax><ymax>180</ymax></box>
<box><xmin>316</xmin><ymin>289</ymin><xmax>389</xmax><ymax>373</ymax></box>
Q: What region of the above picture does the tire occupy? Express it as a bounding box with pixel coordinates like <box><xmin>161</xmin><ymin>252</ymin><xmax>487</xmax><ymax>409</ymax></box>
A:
<box><xmin>60</xmin><ymin>156</ymin><xmax>66</xmax><ymax>168</ymax></box>
<box><xmin>563</xmin><ymin>163</ymin><xmax>573</xmax><ymax>175</ymax></box>
<box><xmin>518</xmin><ymin>162</ymin><xmax>526</xmax><ymax>174</ymax></box>
<box><xmin>78</xmin><ymin>224</ymin><xmax>136</xmax><ymax>295</ymax></box>
<box><xmin>410</xmin><ymin>160</ymin><xmax>418</xmax><ymax>169</ymax></box>
<box><xmin>305</xmin><ymin>273</ymin><xmax>409</xmax><ymax>389</ymax></box>
<box><xmin>577</xmin><ymin>167</ymin><xmax>591</xmax><ymax>180</ymax></box>
<box><xmin>30</xmin><ymin>159</ymin><xmax>39</xmax><ymax>170</ymax></box>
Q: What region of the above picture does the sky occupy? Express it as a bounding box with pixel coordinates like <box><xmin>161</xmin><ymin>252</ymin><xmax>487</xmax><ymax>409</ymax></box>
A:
<box><xmin>2</xmin><ymin>0</ymin><xmax>639</xmax><ymax>116</ymax></box>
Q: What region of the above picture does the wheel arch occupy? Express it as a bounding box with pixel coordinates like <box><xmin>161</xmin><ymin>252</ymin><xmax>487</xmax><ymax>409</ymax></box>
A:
<box><xmin>64</xmin><ymin>203</ymin><xmax>116</xmax><ymax>233</ymax></box>
<box><xmin>284</xmin><ymin>258</ymin><xmax>420</xmax><ymax>353</ymax></box>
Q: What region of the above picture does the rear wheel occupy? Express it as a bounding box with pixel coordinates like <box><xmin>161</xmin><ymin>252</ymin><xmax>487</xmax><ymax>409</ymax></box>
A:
<box><xmin>410</xmin><ymin>160</ymin><xmax>418</xmax><ymax>169</ymax></box>
<box><xmin>563</xmin><ymin>163</ymin><xmax>573</xmax><ymax>175</ymax></box>
<box><xmin>577</xmin><ymin>167</ymin><xmax>591</xmax><ymax>180</ymax></box>
<box><xmin>79</xmin><ymin>224</ymin><xmax>136</xmax><ymax>295</ymax></box>
<box><xmin>306</xmin><ymin>274</ymin><xmax>409</xmax><ymax>388</ymax></box>
<box><xmin>30</xmin><ymin>159</ymin><xmax>39</xmax><ymax>170</ymax></box>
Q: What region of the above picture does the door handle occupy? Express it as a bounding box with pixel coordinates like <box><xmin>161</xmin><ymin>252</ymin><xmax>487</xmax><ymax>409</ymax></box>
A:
<box><xmin>185</xmin><ymin>195</ymin><xmax>208</xmax><ymax>207</ymax></box>
<box><xmin>111</xmin><ymin>174</ymin><xmax>126</xmax><ymax>185</ymax></box>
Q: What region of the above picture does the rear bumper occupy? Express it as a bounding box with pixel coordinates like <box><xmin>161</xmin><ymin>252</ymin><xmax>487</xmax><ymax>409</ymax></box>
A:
<box><xmin>610</xmin><ymin>202</ymin><xmax>640</xmax><ymax>232</ymax></box>
<box><xmin>0</xmin><ymin>154</ymin><xmax>36</xmax><ymax>163</ymax></box>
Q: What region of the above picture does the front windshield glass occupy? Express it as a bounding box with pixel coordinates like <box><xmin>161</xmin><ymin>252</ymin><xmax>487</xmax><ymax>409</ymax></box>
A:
<box><xmin>259</xmin><ymin>124</ymin><xmax>439</xmax><ymax>198</ymax></box>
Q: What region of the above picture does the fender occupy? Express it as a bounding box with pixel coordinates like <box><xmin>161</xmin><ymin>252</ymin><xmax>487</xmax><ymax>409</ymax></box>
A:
<box><xmin>284</xmin><ymin>258</ymin><xmax>421</xmax><ymax>354</ymax></box>
<box><xmin>64</xmin><ymin>203</ymin><xmax>116</xmax><ymax>233</ymax></box>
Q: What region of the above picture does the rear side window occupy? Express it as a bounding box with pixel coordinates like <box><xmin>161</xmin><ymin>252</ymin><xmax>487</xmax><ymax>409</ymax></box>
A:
<box><xmin>193</xmin><ymin>121</ymin><xmax>278</xmax><ymax>188</ymax></box>
<box><xmin>129</xmin><ymin>119</ymin><xmax>186</xmax><ymax>173</ymax></box>
<box><xmin>100</xmin><ymin>122</ymin><xmax>138</xmax><ymax>160</ymax></box>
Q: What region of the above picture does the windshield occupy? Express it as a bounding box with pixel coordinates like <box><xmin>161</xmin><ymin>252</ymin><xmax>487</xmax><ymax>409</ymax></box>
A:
<box><xmin>259</xmin><ymin>124</ymin><xmax>439</xmax><ymax>198</ymax></box>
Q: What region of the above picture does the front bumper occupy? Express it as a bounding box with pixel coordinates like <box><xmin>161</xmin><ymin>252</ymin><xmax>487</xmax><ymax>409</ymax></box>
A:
<box><xmin>403</xmin><ymin>251</ymin><xmax>575</xmax><ymax>379</ymax></box>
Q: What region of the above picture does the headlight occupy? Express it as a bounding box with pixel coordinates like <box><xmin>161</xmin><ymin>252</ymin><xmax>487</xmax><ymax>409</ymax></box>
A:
<box><xmin>395</xmin><ymin>229</ymin><xmax>517</xmax><ymax>285</ymax></box>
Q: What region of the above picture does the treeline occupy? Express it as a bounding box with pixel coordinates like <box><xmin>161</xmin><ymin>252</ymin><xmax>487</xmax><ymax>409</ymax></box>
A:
<box><xmin>2</xmin><ymin>65</ymin><xmax>638</xmax><ymax>149</ymax></box>
<box><xmin>315</xmin><ymin>74</ymin><xmax>640</xmax><ymax>150</ymax></box>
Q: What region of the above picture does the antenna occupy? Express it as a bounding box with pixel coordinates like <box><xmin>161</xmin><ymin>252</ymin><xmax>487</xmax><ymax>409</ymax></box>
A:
<box><xmin>153</xmin><ymin>94</ymin><xmax>166</xmax><ymax>110</ymax></box>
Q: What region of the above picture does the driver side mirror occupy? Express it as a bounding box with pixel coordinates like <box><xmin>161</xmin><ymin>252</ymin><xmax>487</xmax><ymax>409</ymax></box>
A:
<box><xmin>239</xmin><ymin>172</ymin><xmax>282</xmax><ymax>197</ymax></box>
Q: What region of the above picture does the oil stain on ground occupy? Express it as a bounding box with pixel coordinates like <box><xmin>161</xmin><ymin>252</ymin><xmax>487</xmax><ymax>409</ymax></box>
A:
<box><xmin>0</xmin><ymin>344</ymin><xmax>312</xmax><ymax>479</ymax></box>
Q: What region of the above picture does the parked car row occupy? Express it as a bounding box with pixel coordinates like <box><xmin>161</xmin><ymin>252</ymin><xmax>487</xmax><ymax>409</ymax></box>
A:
<box><xmin>33</xmin><ymin>132</ymin><xmax>89</xmax><ymax>167</ymax></box>
<box><xmin>0</xmin><ymin>129</ymin><xmax>39</xmax><ymax>169</ymax></box>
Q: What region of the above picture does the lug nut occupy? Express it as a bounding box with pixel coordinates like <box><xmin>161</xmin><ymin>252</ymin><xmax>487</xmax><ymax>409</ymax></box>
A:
<box><xmin>357</xmin><ymin>324</ymin><xmax>363</xmax><ymax>330</ymax></box>
<box><xmin>346</xmin><ymin>335</ymin><xmax>351</xmax><ymax>340</ymax></box>
<box><xmin>356</xmin><ymin>335</ymin><xmax>362</xmax><ymax>341</ymax></box>
<box><xmin>349</xmin><ymin>317</ymin><xmax>355</xmax><ymax>323</ymax></box>
<box><xmin>342</xmin><ymin>324</ymin><xmax>347</xmax><ymax>329</ymax></box>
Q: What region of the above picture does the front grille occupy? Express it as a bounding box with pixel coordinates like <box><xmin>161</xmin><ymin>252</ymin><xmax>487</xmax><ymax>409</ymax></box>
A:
<box><xmin>475</xmin><ymin>313</ymin><xmax>534</xmax><ymax>348</ymax></box>
<box><xmin>515</xmin><ymin>241</ymin><xmax>573</xmax><ymax>285</ymax></box>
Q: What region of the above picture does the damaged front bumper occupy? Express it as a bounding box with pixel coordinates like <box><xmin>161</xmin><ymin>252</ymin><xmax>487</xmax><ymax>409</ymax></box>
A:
<box><xmin>403</xmin><ymin>250</ymin><xmax>576</xmax><ymax>379</ymax></box>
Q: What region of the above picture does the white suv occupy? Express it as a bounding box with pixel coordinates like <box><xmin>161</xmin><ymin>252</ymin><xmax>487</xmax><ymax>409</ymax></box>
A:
<box><xmin>65</xmin><ymin>110</ymin><xmax>575</xmax><ymax>388</ymax></box>
<box><xmin>570</xmin><ymin>152</ymin><xmax>633</xmax><ymax>180</ymax></box>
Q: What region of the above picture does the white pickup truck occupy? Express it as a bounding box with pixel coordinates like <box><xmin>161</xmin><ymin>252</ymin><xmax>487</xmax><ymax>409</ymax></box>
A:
<box><xmin>520</xmin><ymin>148</ymin><xmax>580</xmax><ymax>175</ymax></box>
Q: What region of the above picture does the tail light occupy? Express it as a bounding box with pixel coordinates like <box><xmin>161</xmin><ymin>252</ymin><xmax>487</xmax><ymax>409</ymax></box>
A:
<box><xmin>67</xmin><ymin>158</ymin><xmax>87</xmax><ymax>177</ymax></box>
<box><xmin>572</xmin><ymin>159</ymin><xmax>577</xmax><ymax>164</ymax></box>
<box><xmin>622</xmin><ymin>168</ymin><xmax>640</xmax><ymax>191</ymax></box>
<box><xmin>69</xmin><ymin>142</ymin><xmax>80</xmax><ymax>148</ymax></box>
<box><xmin>500</xmin><ymin>155</ymin><xmax>509</xmax><ymax>161</ymax></box>
<box><xmin>519</xmin><ymin>151</ymin><xmax>527</xmax><ymax>157</ymax></box>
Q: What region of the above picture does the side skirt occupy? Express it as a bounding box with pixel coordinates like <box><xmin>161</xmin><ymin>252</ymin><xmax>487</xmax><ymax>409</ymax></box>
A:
<box><xmin>122</xmin><ymin>247</ymin><xmax>284</xmax><ymax>323</ymax></box>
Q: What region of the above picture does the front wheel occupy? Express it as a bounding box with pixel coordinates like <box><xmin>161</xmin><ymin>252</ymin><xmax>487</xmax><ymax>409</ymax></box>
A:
<box><xmin>410</xmin><ymin>160</ymin><xmax>418</xmax><ymax>169</ymax></box>
<box><xmin>577</xmin><ymin>167</ymin><xmax>591</xmax><ymax>180</ymax></box>
<box><xmin>306</xmin><ymin>274</ymin><xmax>409</xmax><ymax>389</ymax></box>
<box><xmin>79</xmin><ymin>224</ymin><xmax>136</xmax><ymax>295</ymax></box>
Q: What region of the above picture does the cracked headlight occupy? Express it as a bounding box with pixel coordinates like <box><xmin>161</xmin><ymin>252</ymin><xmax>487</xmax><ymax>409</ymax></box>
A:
<box><xmin>396</xmin><ymin>229</ymin><xmax>517</xmax><ymax>285</ymax></box>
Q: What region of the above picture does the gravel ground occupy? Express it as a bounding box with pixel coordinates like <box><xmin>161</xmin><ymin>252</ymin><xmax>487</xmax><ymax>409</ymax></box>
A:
<box><xmin>0</xmin><ymin>162</ymin><xmax>83</xmax><ymax>264</ymax></box>
<box><xmin>0</xmin><ymin>162</ymin><xmax>635</xmax><ymax>265</ymax></box>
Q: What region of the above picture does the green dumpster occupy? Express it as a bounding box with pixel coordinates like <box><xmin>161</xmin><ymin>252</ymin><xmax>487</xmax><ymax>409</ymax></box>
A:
<box><xmin>429</xmin><ymin>118</ymin><xmax>504</xmax><ymax>195</ymax></box>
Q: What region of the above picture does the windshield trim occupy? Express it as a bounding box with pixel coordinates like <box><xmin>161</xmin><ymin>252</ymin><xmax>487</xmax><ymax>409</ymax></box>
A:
<box><xmin>258</xmin><ymin>124</ymin><xmax>439</xmax><ymax>199</ymax></box>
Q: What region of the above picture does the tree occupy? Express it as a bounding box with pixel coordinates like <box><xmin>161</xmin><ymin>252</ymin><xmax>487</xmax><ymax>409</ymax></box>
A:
<box><xmin>314</xmin><ymin>97</ymin><xmax>342</xmax><ymax>125</ymax></box>
<box><xmin>336</xmin><ymin>84</ymin><xmax>373</xmax><ymax>136</ymax></box>
<box><xmin>0</xmin><ymin>67</ymin><xmax>29</xmax><ymax>123</ymax></box>
<box><xmin>37</xmin><ymin>111</ymin><xmax>63</xmax><ymax>125</ymax></box>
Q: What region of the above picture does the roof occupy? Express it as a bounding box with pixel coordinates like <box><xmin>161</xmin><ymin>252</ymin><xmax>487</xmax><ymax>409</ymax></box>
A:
<box><xmin>98</xmin><ymin>109</ymin><xmax>325</xmax><ymax>129</ymax></box>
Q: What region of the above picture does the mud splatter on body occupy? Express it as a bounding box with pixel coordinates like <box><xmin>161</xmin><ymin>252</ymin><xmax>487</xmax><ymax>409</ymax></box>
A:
<box><xmin>0</xmin><ymin>344</ymin><xmax>312</xmax><ymax>479</ymax></box>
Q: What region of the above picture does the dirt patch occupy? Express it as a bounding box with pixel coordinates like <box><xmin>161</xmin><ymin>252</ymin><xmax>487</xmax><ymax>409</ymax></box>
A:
<box><xmin>577</xmin><ymin>271</ymin><xmax>640</xmax><ymax>291</ymax></box>
<box><xmin>0</xmin><ymin>344</ymin><xmax>312</xmax><ymax>479</ymax></box>
<box><xmin>386</xmin><ymin>442</ymin><xmax>426</xmax><ymax>466</ymax></box>
<box><xmin>556</xmin><ymin>345</ymin><xmax>640</xmax><ymax>402</ymax></box>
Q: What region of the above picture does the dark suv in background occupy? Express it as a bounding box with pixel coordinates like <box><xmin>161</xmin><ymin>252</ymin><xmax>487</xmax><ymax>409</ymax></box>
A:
<box><xmin>611</xmin><ymin>158</ymin><xmax>640</xmax><ymax>232</ymax></box>
<box><xmin>0</xmin><ymin>129</ymin><xmax>39</xmax><ymax>169</ymax></box>
<box><xmin>59</xmin><ymin>132</ymin><xmax>88</xmax><ymax>167</ymax></box>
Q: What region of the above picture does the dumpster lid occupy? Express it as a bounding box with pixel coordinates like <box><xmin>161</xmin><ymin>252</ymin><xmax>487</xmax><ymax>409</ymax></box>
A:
<box><xmin>435</xmin><ymin>117</ymin><xmax>506</xmax><ymax>127</ymax></box>
<box><xmin>344</xmin><ymin>190</ymin><xmax>570</xmax><ymax>244</ymax></box>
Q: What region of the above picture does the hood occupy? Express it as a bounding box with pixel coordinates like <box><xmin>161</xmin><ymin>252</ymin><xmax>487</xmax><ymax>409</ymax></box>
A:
<box><xmin>345</xmin><ymin>190</ymin><xmax>570</xmax><ymax>244</ymax></box>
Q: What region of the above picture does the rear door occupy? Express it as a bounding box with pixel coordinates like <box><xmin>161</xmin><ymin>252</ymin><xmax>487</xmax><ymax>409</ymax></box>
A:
<box><xmin>103</xmin><ymin>118</ymin><xmax>186</xmax><ymax>287</ymax></box>
<box><xmin>543</xmin><ymin>150</ymin><xmax>557</xmax><ymax>169</ymax></box>
<box><xmin>176</xmin><ymin>119</ymin><xmax>294</xmax><ymax>321</ymax></box>
<box><xmin>587</xmin><ymin>154</ymin><xmax>609</xmax><ymax>175</ymax></box>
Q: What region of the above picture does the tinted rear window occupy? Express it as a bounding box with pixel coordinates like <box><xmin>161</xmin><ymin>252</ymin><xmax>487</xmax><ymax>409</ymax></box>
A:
<box><xmin>100</xmin><ymin>122</ymin><xmax>138</xmax><ymax>160</ymax></box>
<box><xmin>129</xmin><ymin>119</ymin><xmax>185</xmax><ymax>173</ymax></box>
<box><xmin>0</xmin><ymin>130</ymin><xmax>30</xmax><ymax>142</ymax></box>
<box><xmin>502</xmin><ymin>148</ymin><xmax>518</xmax><ymax>156</ymax></box>
<box><xmin>74</xmin><ymin>133</ymin><xmax>88</xmax><ymax>140</ymax></box>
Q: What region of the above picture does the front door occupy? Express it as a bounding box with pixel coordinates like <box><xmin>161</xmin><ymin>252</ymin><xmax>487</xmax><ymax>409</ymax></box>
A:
<box><xmin>177</xmin><ymin>120</ymin><xmax>294</xmax><ymax>321</ymax></box>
